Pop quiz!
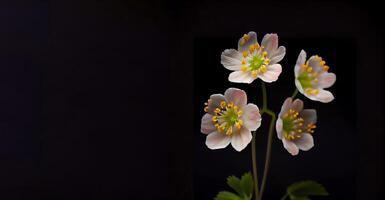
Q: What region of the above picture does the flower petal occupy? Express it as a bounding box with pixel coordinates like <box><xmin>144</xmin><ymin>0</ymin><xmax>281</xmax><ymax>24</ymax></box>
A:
<box><xmin>221</xmin><ymin>49</ymin><xmax>243</xmax><ymax>70</ymax></box>
<box><xmin>292</xmin><ymin>99</ymin><xmax>304</xmax><ymax>112</ymax></box>
<box><xmin>224</xmin><ymin>88</ymin><xmax>247</xmax><ymax>107</ymax></box>
<box><xmin>261</xmin><ymin>34</ymin><xmax>278</xmax><ymax>55</ymax></box>
<box><xmin>258</xmin><ymin>64</ymin><xmax>282</xmax><ymax>83</ymax></box>
<box><xmin>207</xmin><ymin>94</ymin><xmax>225</xmax><ymax>114</ymax></box>
<box><xmin>228</xmin><ymin>71</ymin><xmax>254</xmax><ymax>84</ymax></box>
<box><xmin>294</xmin><ymin>133</ymin><xmax>314</xmax><ymax>151</ymax></box>
<box><xmin>231</xmin><ymin>128</ymin><xmax>252</xmax><ymax>152</ymax></box>
<box><xmin>276</xmin><ymin>118</ymin><xmax>283</xmax><ymax>139</ymax></box>
<box><xmin>201</xmin><ymin>113</ymin><xmax>216</xmax><ymax>134</ymax></box>
<box><xmin>242</xmin><ymin>103</ymin><xmax>261</xmax><ymax>131</ymax></box>
<box><xmin>279</xmin><ymin>97</ymin><xmax>293</xmax><ymax>117</ymax></box>
<box><xmin>306</xmin><ymin>89</ymin><xmax>334</xmax><ymax>103</ymax></box>
<box><xmin>205</xmin><ymin>132</ymin><xmax>231</xmax><ymax>150</ymax></box>
<box><xmin>295</xmin><ymin>79</ymin><xmax>304</xmax><ymax>94</ymax></box>
<box><xmin>283</xmin><ymin>139</ymin><xmax>299</xmax><ymax>156</ymax></box>
<box><xmin>308</xmin><ymin>55</ymin><xmax>323</xmax><ymax>72</ymax></box>
<box><xmin>317</xmin><ymin>72</ymin><xmax>336</xmax><ymax>89</ymax></box>
<box><xmin>269</xmin><ymin>46</ymin><xmax>286</xmax><ymax>64</ymax></box>
<box><xmin>238</xmin><ymin>31</ymin><xmax>257</xmax><ymax>52</ymax></box>
<box><xmin>295</xmin><ymin>50</ymin><xmax>306</xmax><ymax>77</ymax></box>
<box><xmin>300</xmin><ymin>109</ymin><xmax>317</xmax><ymax>125</ymax></box>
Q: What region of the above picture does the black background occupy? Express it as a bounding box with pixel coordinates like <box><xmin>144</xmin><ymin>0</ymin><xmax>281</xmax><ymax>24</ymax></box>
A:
<box><xmin>0</xmin><ymin>0</ymin><xmax>383</xmax><ymax>200</ymax></box>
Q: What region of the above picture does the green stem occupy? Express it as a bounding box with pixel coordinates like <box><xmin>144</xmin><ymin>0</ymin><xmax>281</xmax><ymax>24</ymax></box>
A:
<box><xmin>259</xmin><ymin>109</ymin><xmax>276</xmax><ymax>200</ymax></box>
<box><xmin>261</xmin><ymin>82</ymin><xmax>267</xmax><ymax>111</ymax></box>
<box><xmin>251</xmin><ymin>132</ymin><xmax>260</xmax><ymax>200</ymax></box>
<box><xmin>280</xmin><ymin>193</ymin><xmax>288</xmax><ymax>200</ymax></box>
<box><xmin>291</xmin><ymin>89</ymin><xmax>298</xmax><ymax>99</ymax></box>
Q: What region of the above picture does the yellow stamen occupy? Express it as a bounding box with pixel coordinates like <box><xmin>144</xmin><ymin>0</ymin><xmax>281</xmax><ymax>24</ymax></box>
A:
<box><xmin>260</xmin><ymin>65</ymin><xmax>267</xmax><ymax>73</ymax></box>
<box><xmin>241</xmin><ymin>59</ymin><xmax>246</xmax><ymax>65</ymax></box>
<box><xmin>242</xmin><ymin>51</ymin><xmax>248</xmax><ymax>57</ymax></box>
<box><xmin>241</xmin><ymin>66</ymin><xmax>248</xmax><ymax>72</ymax></box>
<box><xmin>251</xmin><ymin>70</ymin><xmax>258</xmax><ymax>78</ymax></box>
<box><xmin>323</xmin><ymin>65</ymin><xmax>329</xmax><ymax>71</ymax></box>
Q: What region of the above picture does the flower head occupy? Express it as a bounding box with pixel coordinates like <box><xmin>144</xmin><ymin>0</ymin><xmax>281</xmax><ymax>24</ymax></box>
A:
<box><xmin>201</xmin><ymin>88</ymin><xmax>262</xmax><ymax>151</ymax></box>
<box><xmin>295</xmin><ymin>50</ymin><xmax>336</xmax><ymax>103</ymax></box>
<box><xmin>276</xmin><ymin>97</ymin><xmax>317</xmax><ymax>156</ymax></box>
<box><xmin>221</xmin><ymin>32</ymin><xmax>286</xmax><ymax>84</ymax></box>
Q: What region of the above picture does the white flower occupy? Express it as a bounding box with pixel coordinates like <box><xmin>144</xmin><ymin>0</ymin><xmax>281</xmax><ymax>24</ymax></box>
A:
<box><xmin>201</xmin><ymin>88</ymin><xmax>262</xmax><ymax>152</ymax></box>
<box><xmin>221</xmin><ymin>32</ymin><xmax>286</xmax><ymax>84</ymax></box>
<box><xmin>294</xmin><ymin>50</ymin><xmax>336</xmax><ymax>103</ymax></box>
<box><xmin>276</xmin><ymin>98</ymin><xmax>317</xmax><ymax>156</ymax></box>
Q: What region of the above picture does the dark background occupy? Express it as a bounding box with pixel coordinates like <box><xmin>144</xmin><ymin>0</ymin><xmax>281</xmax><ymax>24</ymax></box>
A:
<box><xmin>0</xmin><ymin>0</ymin><xmax>383</xmax><ymax>200</ymax></box>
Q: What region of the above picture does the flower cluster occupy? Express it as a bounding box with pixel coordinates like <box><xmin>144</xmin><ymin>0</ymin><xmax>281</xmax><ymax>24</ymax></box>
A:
<box><xmin>201</xmin><ymin>31</ymin><xmax>336</xmax><ymax>156</ymax></box>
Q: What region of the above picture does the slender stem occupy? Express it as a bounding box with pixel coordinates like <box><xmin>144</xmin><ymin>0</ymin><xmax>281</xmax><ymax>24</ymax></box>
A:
<box><xmin>259</xmin><ymin>109</ymin><xmax>276</xmax><ymax>199</ymax></box>
<box><xmin>280</xmin><ymin>194</ymin><xmax>288</xmax><ymax>200</ymax></box>
<box><xmin>261</xmin><ymin>82</ymin><xmax>267</xmax><ymax>111</ymax></box>
<box><xmin>251</xmin><ymin>132</ymin><xmax>260</xmax><ymax>200</ymax></box>
<box><xmin>291</xmin><ymin>88</ymin><xmax>298</xmax><ymax>99</ymax></box>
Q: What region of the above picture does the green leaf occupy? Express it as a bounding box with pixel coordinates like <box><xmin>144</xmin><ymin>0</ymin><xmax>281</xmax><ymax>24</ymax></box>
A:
<box><xmin>240</xmin><ymin>172</ymin><xmax>254</xmax><ymax>197</ymax></box>
<box><xmin>287</xmin><ymin>180</ymin><xmax>329</xmax><ymax>200</ymax></box>
<box><xmin>226</xmin><ymin>176</ymin><xmax>243</xmax><ymax>196</ymax></box>
<box><xmin>214</xmin><ymin>191</ymin><xmax>242</xmax><ymax>200</ymax></box>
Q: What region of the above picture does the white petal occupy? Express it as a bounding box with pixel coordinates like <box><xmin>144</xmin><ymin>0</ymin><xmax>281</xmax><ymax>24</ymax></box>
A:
<box><xmin>228</xmin><ymin>71</ymin><xmax>255</xmax><ymax>84</ymax></box>
<box><xmin>269</xmin><ymin>46</ymin><xmax>286</xmax><ymax>64</ymax></box>
<box><xmin>201</xmin><ymin>113</ymin><xmax>216</xmax><ymax>134</ymax></box>
<box><xmin>238</xmin><ymin>31</ymin><xmax>257</xmax><ymax>52</ymax></box>
<box><xmin>294</xmin><ymin>133</ymin><xmax>314</xmax><ymax>151</ymax></box>
<box><xmin>261</xmin><ymin>34</ymin><xmax>278</xmax><ymax>55</ymax></box>
<box><xmin>292</xmin><ymin>99</ymin><xmax>304</xmax><ymax>112</ymax></box>
<box><xmin>207</xmin><ymin>94</ymin><xmax>225</xmax><ymax>114</ymax></box>
<box><xmin>318</xmin><ymin>72</ymin><xmax>336</xmax><ymax>89</ymax></box>
<box><xmin>300</xmin><ymin>109</ymin><xmax>317</xmax><ymax>125</ymax></box>
<box><xmin>205</xmin><ymin>132</ymin><xmax>231</xmax><ymax>150</ymax></box>
<box><xmin>295</xmin><ymin>79</ymin><xmax>305</xmax><ymax>95</ymax></box>
<box><xmin>279</xmin><ymin>97</ymin><xmax>293</xmax><ymax>117</ymax></box>
<box><xmin>297</xmin><ymin>50</ymin><xmax>307</xmax><ymax>66</ymax></box>
<box><xmin>221</xmin><ymin>49</ymin><xmax>243</xmax><ymax>70</ymax></box>
<box><xmin>242</xmin><ymin>104</ymin><xmax>261</xmax><ymax>131</ymax></box>
<box><xmin>308</xmin><ymin>56</ymin><xmax>323</xmax><ymax>72</ymax></box>
<box><xmin>283</xmin><ymin>139</ymin><xmax>299</xmax><ymax>156</ymax></box>
<box><xmin>231</xmin><ymin>128</ymin><xmax>252</xmax><ymax>152</ymax></box>
<box><xmin>258</xmin><ymin>64</ymin><xmax>282</xmax><ymax>83</ymax></box>
<box><xmin>224</xmin><ymin>88</ymin><xmax>247</xmax><ymax>107</ymax></box>
<box><xmin>307</xmin><ymin>89</ymin><xmax>334</xmax><ymax>103</ymax></box>
<box><xmin>276</xmin><ymin>118</ymin><xmax>283</xmax><ymax>139</ymax></box>
<box><xmin>294</xmin><ymin>64</ymin><xmax>301</xmax><ymax>77</ymax></box>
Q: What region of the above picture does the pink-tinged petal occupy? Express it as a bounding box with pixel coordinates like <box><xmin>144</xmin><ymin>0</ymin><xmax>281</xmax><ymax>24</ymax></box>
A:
<box><xmin>318</xmin><ymin>72</ymin><xmax>336</xmax><ymax>89</ymax></box>
<box><xmin>201</xmin><ymin>113</ymin><xmax>216</xmax><ymax>134</ymax></box>
<box><xmin>224</xmin><ymin>88</ymin><xmax>247</xmax><ymax>107</ymax></box>
<box><xmin>261</xmin><ymin>34</ymin><xmax>278</xmax><ymax>55</ymax></box>
<box><xmin>221</xmin><ymin>49</ymin><xmax>243</xmax><ymax>71</ymax></box>
<box><xmin>292</xmin><ymin>99</ymin><xmax>304</xmax><ymax>112</ymax></box>
<box><xmin>297</xmin><ymin>50</ymin><xmax>307</xmax><ymax>66</ymax></box>
<box><xmin>231</xmin><ymin>128</ymin><xmax>252</xmax><ymax>152</ymax></box>
<box><xmin>300</xmin><ymin>109</ymin><xmax>317</xmax><ymax>125</ymax></box>
<box><xmin>205</xmin><ymin>132</ymin><xmax>231</xmax><ymax>150</ymax></box>
<box><xmin>276</xmin><ymin>118</ymin><xmax>283</xmax><ymax>139</ymax></box>
<box><xmin>279</xmin><ymin>97</ymin><xmax>293</xmax><ymax>117</ymax></box>
<box><xmin>258</xmin><ymin>64</ymin><xmax>282</xmax><ymax>83</ymax></box>
<box><xmin>308</xmin><ymin>56</ymin><xmax>323</xmax><ymax>72</ymax></box>
<box><xmin>242</xmin><ymin>104</ymin><xmax>261</xmax><ymax>131</ymax></box>
<box><xmin>238</xmin><ymin>31</ymin><xmax>258</xmax><ymax>52</ymax></box>
<box><xmin>269</xmin><ymin>46</ymin><xmax>286</xmax><ymax>64</ymax></box>
<box><xmin>307</xmin><ymin>89</ymin><xmax>334</xmax><ymax>103</ymax></box>
<box><xmin>207</xmin><ymin>94</ymin><xmax>225</xmax><ymax>114</ymax></box>
<box><xmin>295</xmin><ymin>79</ymin><xmax>304</xmax><ymax>94</ymax></box>
<box><xmin>283</xmin><ymin>139</ymin><xmax>299</xmax><ymax>156</ymax></box>
<box><xmin>294</xmin><ymin>133</ymin><xmax>314</xmax><ymax>151</ymax></box>
<box><xmin>228</xmin><ymin>71</ymin><xmax>254</xmax><ymax>84</ymax></box>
